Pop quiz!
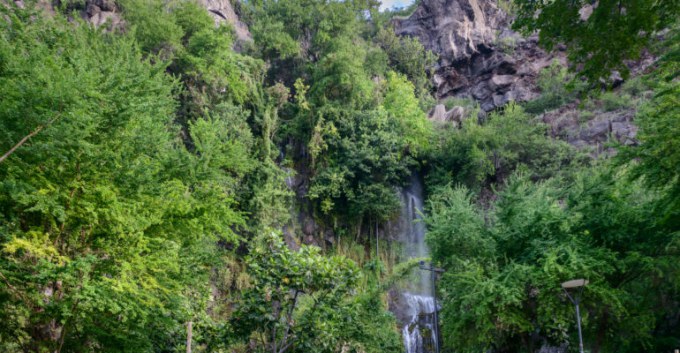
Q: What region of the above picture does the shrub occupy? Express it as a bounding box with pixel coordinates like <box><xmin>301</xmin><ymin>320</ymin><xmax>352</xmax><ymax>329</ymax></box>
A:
<box><xmin>601</xmin><ymin>91</ymin><xmax>633</xmax><ymax>111</ymax></box>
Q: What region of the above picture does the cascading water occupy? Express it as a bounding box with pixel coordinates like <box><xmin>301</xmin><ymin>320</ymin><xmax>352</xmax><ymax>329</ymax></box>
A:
<box><xmin>396</xmin><ymin>174</ymin><xmax>439</xmax><ymax>353</ymax></box>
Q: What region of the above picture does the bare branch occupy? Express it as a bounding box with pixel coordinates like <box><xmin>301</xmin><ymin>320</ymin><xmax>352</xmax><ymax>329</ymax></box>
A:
<box><xmin>0</xmin><ymin>115</ymin><xmax>60</xmax><ymax>164</ymax></box>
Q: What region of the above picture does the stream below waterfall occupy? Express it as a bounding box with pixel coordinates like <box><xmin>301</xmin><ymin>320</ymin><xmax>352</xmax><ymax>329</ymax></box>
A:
<box><xmin>394</xmin><ymin>174</ymin><xmax>440</xmax><ymax>353</ymax></box>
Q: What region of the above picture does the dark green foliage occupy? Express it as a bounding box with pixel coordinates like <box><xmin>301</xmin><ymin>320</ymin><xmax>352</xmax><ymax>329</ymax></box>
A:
<box><xmin>232</xmin><ymin>233</ymin><xmax>401</xmax><ymax>353</ymax></box>
<box><xmin>618</xmin><ymin>28</ymin><xmax>680</xmax><ymax>229</ymax></box>
<box><xmin>428</xmin><ymin>104</ymin><xmax>578</xmax><ymax>189</ymax></box>
<box><xmin>3</xmin><ymin>0</ymin><xmax>677</xmax><ymax>352</ymax></box>
<box><xmin>0</xmin><ymin>6</ymin><xmax>255</xmax><ymax>351</ymax></box>
<box><xmin>426</xmin><ymin>169</ymin><xmax>679</xmax><ymax>352</ymax></box>
<box><xmin>305</xmin><ymin>71</ymin><xmax>433</xmax><ymax>222</ymax></box>
<box><xmin>513</xmin><ymin>0</ymin><xmax>680</xmax><ymax>82</ymax></box>
<box><xmin>0</xmin><ymin>1</ymin><xmax>408</xmax><ymax>351</ymax></box>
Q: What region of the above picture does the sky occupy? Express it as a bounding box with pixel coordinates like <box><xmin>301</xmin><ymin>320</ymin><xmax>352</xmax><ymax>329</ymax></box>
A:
<box><xmin>379</xmin><ymin>0</ymin><xmax>415</xmax><ymax>11</ymax></box>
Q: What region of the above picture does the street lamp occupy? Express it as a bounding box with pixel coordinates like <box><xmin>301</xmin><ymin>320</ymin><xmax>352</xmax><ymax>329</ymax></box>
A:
<box><xmin>561</xmin><ymin>279</ymin><xmax>588</xmax><ymax>353</ymax></box>
<box><xmin>419</xmin><ymin>261</ymin><xmax>445</xmax><ymax>353</ymax></box>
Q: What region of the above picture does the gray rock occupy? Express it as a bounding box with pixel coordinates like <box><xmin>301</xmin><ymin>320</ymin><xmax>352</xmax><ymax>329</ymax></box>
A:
<box><xmin>196</xmin><ymin>0</ymin><xmax>252</xmax><ymax>43</ymax></box>
<box><xmin>394</xmin><ymin>0</ymin><xmax>563</xmax><ymax>110</ymax></box>
<box><xmin>472</xmin><ymin>82</ymin><xmax>491</xmax><ymax>100</ymax></box>
<box><xmin>445</xmin><ymin>106</ymin><xmax>466</xmax><ymax>124</ymax></box>
<box><xmin>480</xmin><ymin>100</ymin><xmax>496</xmax><ymax>112</ymax></box>
<box><xmin>489</xmin><ymin>74</ymin><xmax>515</xmax><ymax>90</ymax></box>
<box><xmin>429</xmin><ymin>104</ymin><xmax>448</xmax><ymax>122</ymax></box>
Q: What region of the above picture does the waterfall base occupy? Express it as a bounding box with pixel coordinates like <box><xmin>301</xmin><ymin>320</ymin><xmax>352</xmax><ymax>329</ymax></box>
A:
<box><xmin>401</xmin><ymin>293</ymin><xmax>438</xmax><ymax>353</ymax></box>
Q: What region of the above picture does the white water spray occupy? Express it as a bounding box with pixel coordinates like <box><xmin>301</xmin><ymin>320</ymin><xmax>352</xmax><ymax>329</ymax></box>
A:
<box><xmin>397</xmin><ymin>174</ymin><xmax>439</xmax><ymax>353</ymax></box>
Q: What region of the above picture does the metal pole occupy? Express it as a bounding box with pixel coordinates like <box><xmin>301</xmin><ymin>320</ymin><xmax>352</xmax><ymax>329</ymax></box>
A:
<box><xmin>186</xmin><ymin>321</ymin><xmax>193</xmax><ymax>353</ymax></box>
<box><xmin>575</xmin><ymin>300</ymin><xmax>584</xmax><ymax>353</ymax></box>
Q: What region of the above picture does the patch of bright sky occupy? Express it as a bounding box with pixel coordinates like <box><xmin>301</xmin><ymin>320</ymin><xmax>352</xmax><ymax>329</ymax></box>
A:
<box><xmin>379</xmin><ymin>0</ymin><xmax>415</xmax><ymax>11</ymax></box>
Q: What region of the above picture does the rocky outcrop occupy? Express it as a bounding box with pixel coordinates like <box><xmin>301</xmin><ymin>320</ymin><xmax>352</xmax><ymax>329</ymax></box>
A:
<box><xmin>195</xmin><ymin>0</ymin><xmax>251</xmax><ymax>43</ymax></box>
<box><xmin>83</xmin><ymin>0</ymin><xmax>123</xmax><ymax>28</ymax></box>
<box><xmin>428</xmin><ymin>104</ymin><xmax>467</xmax><ymax>126</ymax></box>
<box><xmin>394</xmin><ymin>0</ymin><xmax>564</xmax><ymax>112</ymax></box>
<box><xmin>542</xmin><ymin>104</ymin><xmax>638</xmax><ymax>153</ymax></box>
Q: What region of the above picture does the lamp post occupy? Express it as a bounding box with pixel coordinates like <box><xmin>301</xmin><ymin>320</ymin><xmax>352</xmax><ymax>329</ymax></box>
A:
<box><xmin>561</xmin><ymin>279</ymin><xmax>588</xmax><ymax>353</ymax></box>
<box><xmin>419</xmin><ymin>261</ymin><xmax>445</xmax><ymax>353</ymax></box>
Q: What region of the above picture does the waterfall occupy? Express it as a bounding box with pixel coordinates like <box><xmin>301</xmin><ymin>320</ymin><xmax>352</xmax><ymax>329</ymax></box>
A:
<box><xmin>396</xmin><ymin>174</ymin><xmax>439</xmax><ymax>353</ymax></box>
<box><xmin>402</xmin><ymin>293</ymin><xmax>438</xmax><ymax>353</ymax></box>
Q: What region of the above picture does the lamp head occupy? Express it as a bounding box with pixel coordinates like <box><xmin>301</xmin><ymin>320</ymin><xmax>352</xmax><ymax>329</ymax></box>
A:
<box><xmin>561</xmin><ymin>279</ymin><xmax>589</xmax><ymax>289</ymax></box>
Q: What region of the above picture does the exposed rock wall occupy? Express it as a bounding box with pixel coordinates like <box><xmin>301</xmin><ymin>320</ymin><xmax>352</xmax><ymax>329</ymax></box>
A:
<box><xmin>394</xmin><ymin>0</ymin><xmax>564</xmax><ymax>112</ymax></box>
<box><xmin>195</xmin><ymin>0</ymin><xmax>251</xmax><ymax>43</ymax></box>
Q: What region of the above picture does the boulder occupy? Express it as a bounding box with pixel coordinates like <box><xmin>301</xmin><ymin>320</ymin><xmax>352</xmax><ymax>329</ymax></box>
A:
<box><xmin>489</xmin><ymin>74</ymin><xmax>515</xmax><ymax>90</ymax></box>
<box><xmin>196</xmin><ymin>0</ymin><xmax>252</xmax><ymax>43</ymax></box>
<box><xmin>428</xmin><ymin>104</ymin><xmax>448</xmax><ymax>122</ymax></box>
<box><xmin>445</xmin><ymin>106</ymin><xmax>466</xmax><ymax>124</ymax></box>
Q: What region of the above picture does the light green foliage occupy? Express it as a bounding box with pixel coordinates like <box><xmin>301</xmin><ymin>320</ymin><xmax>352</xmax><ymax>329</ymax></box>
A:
<box><xmin>242</xmin><ymin>0</ymin><xmax>374</xmax><ymax>84</ymax></box>
<box><xmin>119</xmin><ymin>0</ymin><xmax>183</xmax><ymax>54</ymax></box>
<box><xmin>428</xmin><ymin>103</ymin><xmax>577</xmax><ymax>188</ymax></box>
<box><xmin>441</xmin><ymin>96</ymin><xmax>477</xmax><ymax>111</ymax></box>
<box><xmin>0</xmin><ymin>6</ymin><xmax>258</xmax><ymax>351</ymax></box>
<box><xmin>512</xmin><ymin>0</ymin><xmax>680</xmax><ymax>82</ymax></box>
<box><xmin>523</xmin><ymin>61</ymin><xmax>586</xmax><ymax>114</ymax></box>
<box><xmin>382</xmin><ymin>71</ymin><xmax>434</xmax><ymax>156</ymax></box>
<box><xmin>600</xmin><ymin>91</ymin><xmax>633</xmax><ymax>112</ymax></box>
<box><xmin>376</xmin><ymin>27</ymin><xmax>437</xmax><ymax>99</ymax></box>
<box><xmin>310</xmin><ymin>36</ymin><xmax>377</xmax><ymax>109</ymax></box>
<box><xmin>242</xmin><ymin>0</ymin><xmax>436</xmax><ymax>228</ymax></box>
<box><xmin>250</xmin><ymin>20</ymin><xmax>300</xmax><ymax>60</ymax></box>
<box><xmin>232</xmin><ymin>233</ymin><xmax>401</xmax><ymax>353</ymax></box>
<box><xmin>426</xmin><ymin>168</ymin><xmax>679</xmax><ymax>352</ymax></box>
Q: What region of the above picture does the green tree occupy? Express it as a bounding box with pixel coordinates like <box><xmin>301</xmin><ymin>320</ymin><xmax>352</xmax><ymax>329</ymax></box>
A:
<box><xmin>232</xmin><ymin>233</ymin><xmax>360</xmax><ymax>353</ymax></box>
<box><xmin>426</xmin><ymin>168</ymin><xmax>679</xmax><ymax>352</ymax></box>
<box><xmin>0</xmin><ymin>6</ymin><xmax>256</xmax><ymax>351</ymax></box>
<box><xmin>512</xmin><ymin>0</ymin><xmax>680</xmax><ymax>81</ymax></box>
<box><xmin>428</xmin><ymin>103</ymin><xmax>577</xmax><ymax>189</ymax></box>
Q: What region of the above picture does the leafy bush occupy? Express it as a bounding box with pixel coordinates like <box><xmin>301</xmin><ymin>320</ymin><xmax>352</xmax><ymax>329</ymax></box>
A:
<box><xmin>441</xmin><ymin>96</ymin><xmax>477</xmax><ymax>111</ymax></box>
<box><xmin>376</xmin><ymin>28</ymin><xmax>437</xmax><ymax>100</ymax></box>
<box><xmin>426</xmin><ymin>169</ymin><xmax>679</xmax><ymax>352</ymax></box>
<box><xmin>428</xmin><ymin>103</ymin><xmax>578</xmax><ymax>189</ymax></box>
<box><xmin>0</xmin><ymin>7</ymin><xmax>259</xmax><ymax>350</ymax></box>
<box><xmin>523</xmin><ymin>61</ymin><xmax>571</xmax><ymax>114</ymax></box>
<box><xmin>600</xmin><ymin>91</ymin><xmax>633</xmax><ymax>111</ymax></box>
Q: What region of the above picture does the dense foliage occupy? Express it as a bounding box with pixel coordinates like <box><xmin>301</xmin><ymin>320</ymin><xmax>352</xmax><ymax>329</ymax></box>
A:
<box><xmin>0</xmin><ymin>0</ymin><xmax>429</xmax><ymax>352</ymax></box>
<box><xmin>425</xmin><ymin>20</ymin><xmax>680</xmax><ymax>353</ymax></box>
<box><xmin>426</xmin><ymin>167</ymin><xmax>679</xmax><ymax>352</ymax></box>
<box><xmin>513</xmin><ymin>0</ymin><xmax>680</xmax><ymax>81</ymax></box>
<box><xmin>427</xmin><ymin>104</ymin><xmax>578</xmax><ymax>189</ymax></box>
<box><xmin>1</xmin><ymin>0</ymin><xmax>678</xmax><ymax>352</ymax></box>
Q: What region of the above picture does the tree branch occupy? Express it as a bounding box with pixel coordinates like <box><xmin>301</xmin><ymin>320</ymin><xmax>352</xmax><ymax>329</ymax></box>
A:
<box><xmin>279</xmin><ymin>290</ymin><xmax>300</xmax><ymax>352</ymax></box>
<box><xmin>0</xmin><ymin>115</ymin><xmax>60</xmax><ymax>164</ymax></box>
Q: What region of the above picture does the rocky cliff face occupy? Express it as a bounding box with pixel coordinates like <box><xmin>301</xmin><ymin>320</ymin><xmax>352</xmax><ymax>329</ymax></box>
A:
<box><xmin>195</xmin><ymin>0</ymin><xmax>251</xmax><ymax>43</ymax></box>
<box><xmin>393</xmin><ymin>0</ymin><xmax>564</xmax><ymax>112</ymax></box>
<box><xmin>394</xmin><ymin>0</ymin><xmax>643</xmax><ymax>149</ymax></box>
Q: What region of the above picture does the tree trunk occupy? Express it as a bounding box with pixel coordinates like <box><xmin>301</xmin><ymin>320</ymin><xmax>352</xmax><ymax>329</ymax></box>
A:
<box><xmin>186</xmin><ymin>321</ymin><xmax>192</xmax><ymax>353</ymax></box>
